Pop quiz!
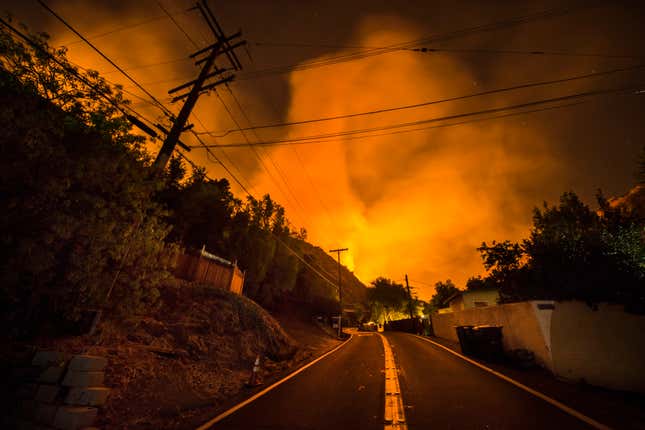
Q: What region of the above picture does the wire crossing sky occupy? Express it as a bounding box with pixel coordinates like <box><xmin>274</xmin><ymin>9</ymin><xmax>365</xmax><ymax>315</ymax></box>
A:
<box><xmin>7</xmin><ymin>0</ymin><xmax>645</xmax><ymax>298</ymax></box>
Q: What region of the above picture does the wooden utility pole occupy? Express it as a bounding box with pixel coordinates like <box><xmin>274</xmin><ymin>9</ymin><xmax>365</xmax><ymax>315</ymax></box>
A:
<box><xmin>405</xmin><ymin>274</ymin><xmax>415</xmax><ymax>319</ymax></box>
<box><xmin>152</xmin><ymin>1</ymin><xmax>245</xmax><ymax>173</ymax></box>
<box><xmin>329</xmin><ymin>247</ymin><xmax>349</xmax><ymax>338</ymax></box>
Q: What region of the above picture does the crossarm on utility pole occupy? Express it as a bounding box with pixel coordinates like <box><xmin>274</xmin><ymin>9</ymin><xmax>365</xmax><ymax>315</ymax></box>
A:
<box><xmin>152</xmin><ymin>44</ymin><xmax>220</xmax><ymax>173</ymax></box>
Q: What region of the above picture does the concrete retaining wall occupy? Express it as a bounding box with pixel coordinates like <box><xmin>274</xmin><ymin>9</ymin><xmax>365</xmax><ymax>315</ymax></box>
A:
<box><xmin>431</xmin><ymin>300</ymin><xmax>645</xmax><ymax>393</ymax></box>
<box><xmin>10</xmin><ymin>352</ymin><xmax>110</xmax><ymax>429</ymax></box>
<box><xmin>551</xmin><ymin>301</ymin><xmax>645</xmax><ymax>392</ymax></box>
<box><xmin>431</xmin><ymin>301</ymin><xmax>555</xmax><ymax>370</ymax></box>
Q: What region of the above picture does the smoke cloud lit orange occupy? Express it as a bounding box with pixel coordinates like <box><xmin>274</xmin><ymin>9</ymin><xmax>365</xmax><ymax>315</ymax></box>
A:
<box><xmin>249</xmin><ymin>16</ymin><xmax>562</xmax><ymax>298</ymax></box>
<box><xmin>28</xmin><ymin>3</ymin><xmax>640</xmax><ymax>300</ymax></box>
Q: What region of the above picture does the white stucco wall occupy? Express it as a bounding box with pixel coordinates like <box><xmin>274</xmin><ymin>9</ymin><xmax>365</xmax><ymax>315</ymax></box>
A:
<box><xmin>550</xmin><ymin>301</ymin><xmax>645</xmax><ymax>393</ymax></box>
<box><xmin>431</xmin><ymin>301</ymin><xmax>554</xmax><ymax>370</ymax></box>
<box><xmin>432</xmin><ymin>300</ymin><xmax>645</xmax><ymax>393</ymax></box>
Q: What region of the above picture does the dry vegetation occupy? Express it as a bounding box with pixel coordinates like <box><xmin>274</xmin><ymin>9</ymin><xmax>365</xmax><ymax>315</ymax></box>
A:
<box><xmin>8</xmin><ymin>279</ymin><xmax>340</xmax><ymax>429</ymax></box>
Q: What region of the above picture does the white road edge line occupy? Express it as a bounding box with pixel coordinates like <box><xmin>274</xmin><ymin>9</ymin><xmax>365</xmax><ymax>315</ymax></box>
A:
<box><xmin>378</xmin><ymin>333</ymin><xmax>408</xmax><ymax>430</ymax></box>
<box><xmin>411</xmin><ymin>334</ymin><xmax>612</xmax><ymax>430</ymax></box>
<box><xmin>195</xmin><ymin>334</ymin><xmax>354</xmax><ymax>430</ymax></box>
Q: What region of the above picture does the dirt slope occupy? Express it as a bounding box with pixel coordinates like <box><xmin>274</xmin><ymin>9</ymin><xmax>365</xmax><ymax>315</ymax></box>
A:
<box><xmin>7</xmin><ymin>279</ymin><xmax>340</xmax><ymax>429</ymax></box>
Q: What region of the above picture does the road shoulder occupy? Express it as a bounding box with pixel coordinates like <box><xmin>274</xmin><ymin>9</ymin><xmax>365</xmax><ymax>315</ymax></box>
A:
<box><xmin>421</xmin><ymin>334</ymin><xmax>645</xmax><ymax>430</ymax></box>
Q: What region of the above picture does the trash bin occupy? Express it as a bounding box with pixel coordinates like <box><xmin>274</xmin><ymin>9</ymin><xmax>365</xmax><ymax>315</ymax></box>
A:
<box><xmin>472</xmin><ymin>325</ymin><xmax>504</xmax><ymax>362</ymax></box>
<box><xmin>455</xmin><ymin>325</ymin><xmax>475</xmax><ymax>355</ymax></box>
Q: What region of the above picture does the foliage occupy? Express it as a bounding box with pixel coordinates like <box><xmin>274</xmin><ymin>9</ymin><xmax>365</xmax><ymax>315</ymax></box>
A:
<box><xmin>366</xmin><ymin>278</ymin><xmax>410</xmax><ymax>322</ymax></box>
<box><xmin>465</xmin><ymin>276</ymin><xmax>496</xmax><ymax>291</ymax></box>
<box><xmin>472</xmin><ymin>191</ymin><xmax>644</xmax><ymax>312</ymax></box>
<box><xmin>0</xmin><ymin>19</ymin><xmax>146</xmax><ymax>158</ymax></box>
<box><xmin>0</xmin><ymin>19</ymin><xmax>366</xmax><ymax>336</ymax></box>
<box><xmin>427</xmin><ymin>280</ymin><xmax>460</xmax><ymax>313</ymax></box>
<box><xmin>156</xmin><ymin>156</ymin><xmax>309</xmax><ymax>309</ymax></box>
<box><xmin>0</xmin><ymin>25</ymin><xmax>176</xmax><ymax>336</ymax></box>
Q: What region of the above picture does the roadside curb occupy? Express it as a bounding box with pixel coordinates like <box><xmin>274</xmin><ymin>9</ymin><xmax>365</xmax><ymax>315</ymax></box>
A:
<box><xmin>195</xmin><ymin>333</ymin><xmax>353</xmax><ymax>430</ymax></box>
<box><xmin>410</xmin><ymin>334</ymin><xmax>613</xmax><ymax>430</ymax></box>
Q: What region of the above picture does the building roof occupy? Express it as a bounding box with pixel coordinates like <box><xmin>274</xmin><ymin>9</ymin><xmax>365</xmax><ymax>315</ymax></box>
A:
<box><xmin>442</xmin><ymin>287</ymin><xmax>498</xmax><ymax>306</ymax></box>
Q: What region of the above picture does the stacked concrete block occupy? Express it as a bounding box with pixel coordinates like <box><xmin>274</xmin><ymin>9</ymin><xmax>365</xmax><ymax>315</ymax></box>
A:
<box><xmin>10</xmin><ymin>351</ymin><xmax>111</xmax><ymax>430</ymax></box>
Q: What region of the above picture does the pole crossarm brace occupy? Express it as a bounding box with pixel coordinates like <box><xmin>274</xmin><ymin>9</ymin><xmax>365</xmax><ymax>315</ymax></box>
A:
<box><xmin>195</xmin><ymin>40</ymin><xmax>246</xmax><ymax>66</ymax></box>
<box><xmin>189</xmin><ymin>30</ymin><xmax>242</xmax><ymax>58</ymax></box>
<box><xmin>171</xmin><ymin>75</ymin><xmax>235</xmax><ymax>103</ymax></box>
<box><xmin>151</xmin><ymin>0</ymin><xmax>246</xmax><ymax>172</ymax></box>
<box><xmin>168</xmin><ymin>67</ymin><xmax>233</xmax><ymax>94</ymax></box>
<box><xmin>329</xmin><ymin>248</ymin><xmax>349</xmax><ymax>253</ymax></box>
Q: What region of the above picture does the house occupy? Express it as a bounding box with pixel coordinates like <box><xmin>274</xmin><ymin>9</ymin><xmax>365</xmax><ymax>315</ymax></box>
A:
<box><xmin>439</xmin><ymin>288</ymin><xmax>499</xmax><ymax>313</ymax></box>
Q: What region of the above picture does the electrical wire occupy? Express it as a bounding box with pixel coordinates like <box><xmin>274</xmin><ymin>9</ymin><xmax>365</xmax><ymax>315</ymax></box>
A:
<box><xmin>154</xmin><ymin>1</ymin><xmax>256</xmax><ymax>195</ymax></box>
<box><xmin>190</xmin><ymin>83</ymin><xmax>639</xmax><ymax>149</ymax></box>
<box><xmin>254</xmin><ymin>41</ymin><xmax>644</xmax><ymax>60</ymax></box>
<box><xmin>242</xmin><ymin>43</ymin><xmax>339</xmax><ymax>233</ymax></box>
<box><xmin>99</xmin><ymin>2</ymin><xmax>605</xmax><ymax>90</ymax></box>
<box><xmin>223</xmin><ymin>85</ymin><xmax>313</xmax><ymax>225</ymax></box>
<box><xmin>2</xmin><ymin>14</ymin><xmax>340</xmax><ymax>292</ymax></box>
<box><xmin>0</xmin><ymin>16</ymin><xmax>155</xmax><ymax>132</ymax></box>
<box><xmin>38</xmin><ymin>0</ymin><xmax>173</xmax><ymax>116</ymax></box>
<box><xmin>199</xmin><ymin>63</ymin><xmax>645</xmax><ymax>136</ymax></box>
<box><xmin>233</xmin><ymin>2</ymin><xmax>603</xmax><ymax>80</ymax></box>
<box><xmin>191</xmin><ymin>101</ymin><xmax>588</xmax><ymax>149</ymax></box>
<box><xmin>58</xmin><ymin>7</ymin><xmax>190</xmax><ymax>47</ymax></box>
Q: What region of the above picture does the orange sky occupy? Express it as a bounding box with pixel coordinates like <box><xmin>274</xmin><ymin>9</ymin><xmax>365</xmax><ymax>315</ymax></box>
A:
<box><xmin>10</xmin><ymin>0</ymin><xmax>645</xmax><ymax>299</ymax></box>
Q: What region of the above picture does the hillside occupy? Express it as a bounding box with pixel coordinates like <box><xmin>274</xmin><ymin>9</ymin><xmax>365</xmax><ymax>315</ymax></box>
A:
<box><xmin>297</xmin><ymin>240</ymin><xmax>368</xmax><ymax>307</ymax></box>
<box><xmin>5</xmin><ymin>280</ymin><xmax>342</xmax><ymax>429</ymax></box>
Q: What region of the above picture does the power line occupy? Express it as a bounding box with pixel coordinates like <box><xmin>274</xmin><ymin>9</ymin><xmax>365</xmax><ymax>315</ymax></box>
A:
<box><xmin>190</xmin><ymin>113</ymin><xmax>256</xmax><ymax>194</ymax></box>
<box><xmin>233</xmin><ymin>3</ymin><xmax>601</xmax><ymax>80</ymax></box>
<box><xmin>254</xmin><ymin>41</ymin><xmax>644</xmax><ymax>60</ymax></box>
<box><xmin>156</xmin><ymin>0</ymin><xmax>200</xmax><ymax>49</ymax></box>
<box><xmin>185</xmin><ymin>0</ymin><xmax>313</xmax><ymax>228</ymax></box>
<box><xmin>224</xmin><ymin>85</ymin><xmax>313</xmax><ymax>224</ymax></box>
<box><xmin>152</xmin><ymin>0</ymin><xmax>256</xmax><ymax>193</ymax></box>
<box><xmin>58</xmin><ymin>7</ymin><xmax>191</xmax><ymax>47</ymax></box>
<box><xmin>191</xmin><ymin>83</ymin><xmax>640</xmax><ymax>149</ymax></box>
<box><xmin>192</xmin><ymin>101</ymin><xmax>586</xmax><ymax>149</ymax></box>
<box><xmin>38</xmin><ymin>0</ymin><xmax>173</xmax><ymax>117</ymax></box>
<box><xmin>14</xmin><ymin>14</ymin><xmax>336</xmax><ymax>290</ymax></box>
<box><xmin>242</xmin><ymin>43</ymin><xmax>339</xmax><ymax>233</ymax></box>
<box><xmin>0</xmin><ymin>16</ymin><xmax>158</xmax><ymax>135</ymax></box>
<box><xmin>105</xmin><ymin>2</ymin><xmax>602</xmax><ymax>90</ymax></box>
<box><xmin>199</xmin><ymin>63</ymin><xmax>645</xmax><ymax>136</ymax></box>
<box><xmin>99</xmin><ymin>56</ymin><xmax>191</xmax><ymax>76</ymax></box>
<box><xmin>214</xmin><ymin>89</ymin><xmax>310</xmax><ymax>227</ymax></box>
<box><xmin>2</xmin><ymin>13</ymin><xmax>339</xmax><ymax>293</ymax></box>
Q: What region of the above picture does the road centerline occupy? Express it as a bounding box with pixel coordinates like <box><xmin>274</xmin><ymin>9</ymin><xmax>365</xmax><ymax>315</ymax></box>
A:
<box><xmin>378</xmin><ymin>333</ymin><xmax>408</xmax><ymax>430</ymax></box>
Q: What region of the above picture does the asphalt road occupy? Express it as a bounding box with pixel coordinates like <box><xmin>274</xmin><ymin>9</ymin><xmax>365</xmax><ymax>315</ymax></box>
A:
<box><xmin>206</xmin><ymin>332</ymin><xmax>598</xmax><ymax>430</ymax></box>
<box><xmin>386</xmin><ymin>331</ymin><xmax>593</xmax><ymax>430</ymax></box>
<box><xmin>210</xmin><ymin>332</ymin><xmax>384</xmax><ymax>430</ymax></box>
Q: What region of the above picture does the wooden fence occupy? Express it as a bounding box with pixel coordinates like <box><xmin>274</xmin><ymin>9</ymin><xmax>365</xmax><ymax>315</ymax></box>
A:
<box><xmin>173</xmin><ymin>248</ymin><xmax>245</xmax><ymax>294</ymax></box>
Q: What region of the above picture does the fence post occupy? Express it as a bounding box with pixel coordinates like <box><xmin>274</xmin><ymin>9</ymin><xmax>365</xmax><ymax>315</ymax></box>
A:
<box><xmin>227</xmin><ymin>262</ymin><xmax>236</xmax><ymax>292</ymax></box>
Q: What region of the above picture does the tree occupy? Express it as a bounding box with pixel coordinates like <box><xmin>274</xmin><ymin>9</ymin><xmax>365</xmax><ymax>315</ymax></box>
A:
<box><xmin>367</xmin><ymin>278</ymin><xmax>409</xmax><ymax>322</ymax></box>
<box><xmin>428</xmin><ymin>280</ymin><xmax>460</xmax><ymax>313</ymax></box>
<box><xmin>465</xmin><ymin>276</ymin><xmax>495</xmax><ymax>291</ymax></box>
<box><xmin>469</xmin><ymin>191</ymin><xmax>644</xmax><ymax>312</ymax></box>
<box><xmin>0</xmin><ymin>26</ymin><xmax>176</xmax><ymax>335</ymax></box>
